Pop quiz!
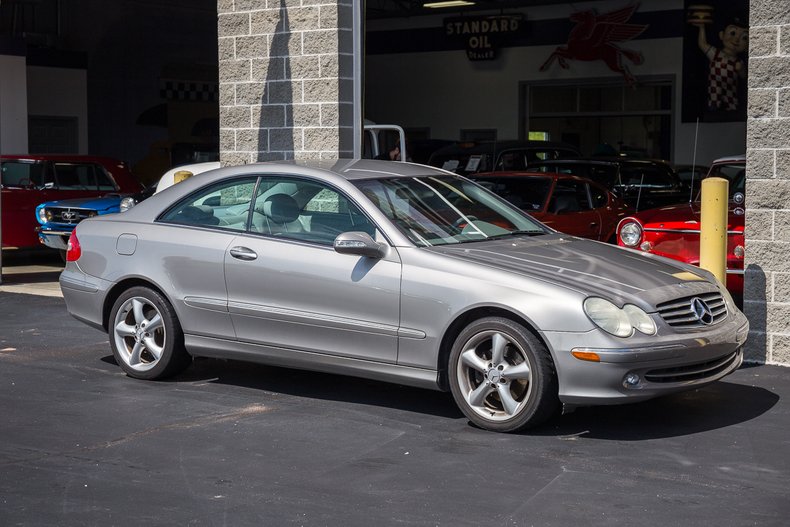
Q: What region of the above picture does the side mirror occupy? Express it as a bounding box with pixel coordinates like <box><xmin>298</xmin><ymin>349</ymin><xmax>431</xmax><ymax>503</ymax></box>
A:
<box><xmin>334</xmin><ymin>231</ymin><xmax>386</xmax><ymax>259</ymax></box>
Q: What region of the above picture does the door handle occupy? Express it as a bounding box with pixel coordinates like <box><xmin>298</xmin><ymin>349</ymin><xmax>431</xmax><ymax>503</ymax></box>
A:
<box><xmin>589</xmin><ymin>222</ymin><xmax>598</xmax><ymax>227</ymax></box>
<box><xmin>229</xmin><ymin>246</ymin><xmax>257</xmax><ymax>261</ymax></box>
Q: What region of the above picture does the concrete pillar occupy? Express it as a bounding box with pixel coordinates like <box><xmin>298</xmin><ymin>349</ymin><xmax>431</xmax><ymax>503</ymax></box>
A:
<box><xmin>217</xmin><ymin>0</ymin><xmax>354</xmax><ymax>164</ymax></box>
<box><xmin>745</xmin><ymin>0</ymin><xmax>790</xmax><ymax>365</ymax></box>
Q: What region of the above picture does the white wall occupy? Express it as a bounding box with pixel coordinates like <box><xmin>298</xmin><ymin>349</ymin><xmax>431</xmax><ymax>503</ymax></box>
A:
<box><xmin>365</xmin><ymin>0</ymin><xmax>745</xmax><ymax>166</ymax></box>
<box><xmin>0</xmin><ymin>55</ymin><xmax>29</xmax><ymax>154</ymax></box>
<box><xmin>27</xmin><ymin>66</ymin><xmax>89</xmax><ymax>154</ymax></box>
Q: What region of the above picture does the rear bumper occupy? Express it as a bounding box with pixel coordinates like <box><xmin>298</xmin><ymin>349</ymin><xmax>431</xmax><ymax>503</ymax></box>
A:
<box><xmin>59</xmin><ymin>262</ymin><xmax>111</xmax><ymax>332</ymax></box>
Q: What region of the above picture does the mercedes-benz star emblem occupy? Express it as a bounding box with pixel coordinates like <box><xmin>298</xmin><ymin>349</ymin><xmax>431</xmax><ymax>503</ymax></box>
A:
<box><xmin>690</xmin><ymin>297</ymin><xmax>714</xmax><ymax>325</ymax></box>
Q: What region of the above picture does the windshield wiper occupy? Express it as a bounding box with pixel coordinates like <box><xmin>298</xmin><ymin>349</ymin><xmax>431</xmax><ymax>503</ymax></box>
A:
<box><xmin>488</xmin><ymin>230</ymin><xmax>546</xmax><ymax>239</ymax></box>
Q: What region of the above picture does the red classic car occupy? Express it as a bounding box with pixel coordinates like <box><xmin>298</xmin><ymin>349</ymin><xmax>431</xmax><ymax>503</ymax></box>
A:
<box><xmin>1</xmin><ymin>154</ymin><xmax>141</xmax><ymax>249</ymax></box>
<box><xmin>471</xmin><ymin>171</ymin><xmax>631</xmax><ymax>242</ymax></box>
<box><xmin>616</xmin><ymin>155</ymin><xmax>745</xmax><ymax>297</ymax></box>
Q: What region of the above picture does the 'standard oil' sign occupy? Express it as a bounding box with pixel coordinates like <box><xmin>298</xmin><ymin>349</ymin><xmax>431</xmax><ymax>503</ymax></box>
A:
<box><xmin>445</xmin><ymin>15</ymin><xmax>524</xmax><ymax>61</ymax></box>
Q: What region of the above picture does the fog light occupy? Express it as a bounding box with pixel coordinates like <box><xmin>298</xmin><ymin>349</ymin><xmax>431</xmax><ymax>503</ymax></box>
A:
<box><xmin>640</xmin><ymin>241</ymin><xmax>653</xmax><ymax>252</ymax></box>
<box><xmin>623</xmin><ymin>373</ymin><xmax>640</xmax><ymax>387</ymax></box>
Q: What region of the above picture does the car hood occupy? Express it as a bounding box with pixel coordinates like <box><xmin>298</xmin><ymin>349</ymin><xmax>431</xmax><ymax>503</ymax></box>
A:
<box><xmin>631</xmin><ymin>202</ymin><xmax>744</xmax><ymax>229</ymax></box>
<box><xmin>427</xmin><ymin>233</ymin><xmax>717</xmax><ymax>308</ymax></box>
<box><xmin>40</xmin><ymin>195</ymin><xmax>122</xmax><ymax>211</ymax></box>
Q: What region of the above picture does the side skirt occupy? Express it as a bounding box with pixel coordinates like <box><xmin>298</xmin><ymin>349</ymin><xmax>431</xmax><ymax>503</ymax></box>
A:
<box><xmin>185</xmin><ymin>334</ymin><xmax>441</xmax><ymax>391</ymax></box>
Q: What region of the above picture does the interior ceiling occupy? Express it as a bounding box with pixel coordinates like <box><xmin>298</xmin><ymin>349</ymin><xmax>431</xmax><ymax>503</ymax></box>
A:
<box><xmin>366</xmin><ymin>0</ymin><xmax>596</xmax><ymax>20</ymax></box>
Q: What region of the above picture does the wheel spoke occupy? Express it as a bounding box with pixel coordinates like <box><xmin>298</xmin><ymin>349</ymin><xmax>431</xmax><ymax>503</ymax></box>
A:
<box><xmin>491</xmin><ymin>332</ymin><xmax>507</xmax><ymax>366</ymax></box>
<box><xmin>468</xmin><ymin>382</ymin><xmax>493</xmax><ymax>408</ymax></box>
<box><xmin>505</xmin><ymin>361</ymin><xmax>531</xmax><ymax>380</ymax></box>
<box><xmin>461</xmin><ymin>349</ymin><xmax>488</xmax><ymax>374</ymax></box>
<box><xmin>143</xmin><ymin>337</ymin><xmax>163</xmax><ymax>361</ymax></box>
<box><xmin>132</xmin><ymin>299</ymin><xmax>146</xmax><ymax>325</ymax></box>
<box><xmin>496</xmin><ymin>383</ymin><xmax>520</xmax><ymax>416</ymax></box>
<box><xmin>145</xmin><ymin>314</ymin><xmax>163</xmax><ymax>332</ymax></box>
<box><xmin>115</xmin><ymin>321</ymin><xmax>136</xmax><ymax>337</ymax></box>
<box><xmin>129</xmin><ymin>341</ymin><xmax>144</xmax><ymax>365</ymax></box>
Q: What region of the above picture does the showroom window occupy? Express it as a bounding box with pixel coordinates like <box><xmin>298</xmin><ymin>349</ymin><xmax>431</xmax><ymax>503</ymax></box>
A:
<box><xmin>521</xmin><ymin>79</ymin><xmax>673</xmax><ymax>160</ymax></box>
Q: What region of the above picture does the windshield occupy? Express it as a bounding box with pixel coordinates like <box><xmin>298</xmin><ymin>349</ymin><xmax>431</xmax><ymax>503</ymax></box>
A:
<box><xmin>354</xmin><ymin>175</ymin><xmax>548</xmax><ymax>247</ymax></box>
<box><xmin>705</xmin><ymin>163</ymin><xmax>745</xmax><ymax>199</ymax></box>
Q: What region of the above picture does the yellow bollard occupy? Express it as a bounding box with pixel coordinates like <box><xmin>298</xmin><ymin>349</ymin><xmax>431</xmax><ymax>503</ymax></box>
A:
<box><xmin>699</xmin><ymin>177</ymin><xmax>729</xmax><ymax>284</ymax></box>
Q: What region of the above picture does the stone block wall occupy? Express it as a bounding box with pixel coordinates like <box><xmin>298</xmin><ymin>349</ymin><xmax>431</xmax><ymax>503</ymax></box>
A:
<box><xmin>745</xmin><ymin>0</ymin><xmax>790</xmax><ymax>365</ymax></box>
<box><xmin>217</xmin><ymin>0</ymin><xmax>354</xmax><ymax>164</ymax></box>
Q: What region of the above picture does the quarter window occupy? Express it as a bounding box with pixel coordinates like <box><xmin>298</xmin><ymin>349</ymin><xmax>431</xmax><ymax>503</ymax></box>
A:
<box><xmin>159</xmin><ymin>177</ymin><xmax>256</xmax><ymax>231</ymax></box>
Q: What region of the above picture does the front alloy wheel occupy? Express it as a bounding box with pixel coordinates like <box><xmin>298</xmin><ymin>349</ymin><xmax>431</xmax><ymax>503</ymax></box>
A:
<box><xmin>449</xmin><ymin>317</ymin><xmax>558</xmax><ymax>432</ymax></box>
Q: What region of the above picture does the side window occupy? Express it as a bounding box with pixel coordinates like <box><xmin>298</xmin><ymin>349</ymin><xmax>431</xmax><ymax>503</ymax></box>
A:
<box><xmin>250</xmin><ymin>177</ymin><xmax>376</xmax><ymax>245</ymax></box>
<box><xmin>95</xmin><ymin>167</ymin><xmax>117</xmax><ymax>190</ymax></box>
<box><xmin>590</xmin><ymin>185</ymin><xmax>609</xmax><ymax>208</ymax></box>
<box><xmin>54</xmin><ymin>163</ymin><xmax>97</xmax><ymax>190</ymax></box>
<box><xmin>0</xmin><ymin>161</ymin><xmax>46</xmax><ymax>187</ymax></box>
<box><xmin>159</xmin><ymin>177</ymin><xmax>256</xmax><ymax>231</ymax></box>
<box><xmin>549</xmin><ymin>180</ymin><xmax>592</xmax><ymax>214</ymax></box>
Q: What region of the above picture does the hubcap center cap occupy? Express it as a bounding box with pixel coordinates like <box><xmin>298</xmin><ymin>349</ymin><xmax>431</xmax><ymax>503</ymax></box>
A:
<box><xmin>135</xmin><ymin>328</ymin><xmax>146</xmax><ymax>342</ymax></box>
<box><xmin>486</xmin><ymin>368</ymin><xmax>502</xmax><ymax>383</ymax></box>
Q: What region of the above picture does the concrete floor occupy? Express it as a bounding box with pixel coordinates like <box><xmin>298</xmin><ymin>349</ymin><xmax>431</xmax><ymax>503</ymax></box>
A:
<box><xmin>1</xmin><ymin>250</ymin><xmax>789</xmax><ymax>525</ymax></box>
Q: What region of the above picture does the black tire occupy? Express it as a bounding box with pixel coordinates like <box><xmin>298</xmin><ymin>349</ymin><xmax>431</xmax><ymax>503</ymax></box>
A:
<box><xmin>448</xmin><ymin>317</ymin><xmax>559</xmax><ymax>433</ymax></box>
<box><xmin>108</xmin><ymin>286</ymin><xmax>191</xmax><ymax>380</ymax></box>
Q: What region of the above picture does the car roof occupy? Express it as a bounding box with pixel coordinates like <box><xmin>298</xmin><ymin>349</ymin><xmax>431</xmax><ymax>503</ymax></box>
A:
<box><xmin>710</xmin><ymin>155</ymin><xmax>745</xmax><ymax>164</ymax></box>
<box><xmin>0</xmin><ymin>154</ymin><xmax>127</xmax><ymax>165</ymax></box>
<box><xmin>171</xmin><ymin>159</ymin><xmax>451</xmax><ymax>185</ymax></box>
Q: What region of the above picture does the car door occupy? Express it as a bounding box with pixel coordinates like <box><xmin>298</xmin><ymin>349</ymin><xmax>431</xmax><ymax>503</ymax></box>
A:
<box><xmin>156</xmin><ymin>175</ymin><xmax>260</xmax><ymax>340</ymax></box>
<box><xmin>542</xmin><ymin>179</ymin><xmax>602</xmax><ymax>240</ymax></box>
<box><xmin>224</xmin><ymin>175</ymin><xmax>401</xmax><ymax>363</ymax></box>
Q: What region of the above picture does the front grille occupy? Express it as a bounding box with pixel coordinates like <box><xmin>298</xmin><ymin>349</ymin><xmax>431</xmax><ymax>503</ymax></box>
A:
<box><xmin>644</xmin><ymin>350</ymin><xmax>740</xmax><ymax>383</ymax></box>
<box><xmin>46</xmin><ymin>207</ymin><xmax>94</xmax><ymax>225</ymax></box>
<box><xmin>656</xmin><ymin>291</ymin><xmax>727</xmax><ymax>328</ymax></box>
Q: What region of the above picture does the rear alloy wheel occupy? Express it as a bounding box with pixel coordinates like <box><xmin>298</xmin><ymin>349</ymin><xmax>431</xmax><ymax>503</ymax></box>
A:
<box><xmin>449</xmin><ymin>317</ymin><xmax>559</xmax><ymax>432</ymax></box>
<box><xmin>109</xmin><ymin>286</ymin><xmax>190</xmax><ymax>380</ymax></box>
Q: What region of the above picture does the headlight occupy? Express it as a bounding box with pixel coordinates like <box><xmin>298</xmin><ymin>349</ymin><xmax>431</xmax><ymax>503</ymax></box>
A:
<box><xmin>38</xmin><ymin>208</ymin><xmax>47</xmax><ymax>224</ymax></box>
<box><xmin>120</xmin><ymin>196</ymin><xmax>137</xmax><ymax>212</ymax></box>
<box><xmin>619</xmin><ymin>221</ymin><xmax>642</xmax><ymax>247</ymax></box>
<box><xmin>584</xmin><ymin>298</ymin><xmax>632</xmax><ymax>337</ymax></box>
<box><xmin>623</xmin><ymin>304</ymin><xmax>656</xmax><ymax>335</ymax></box>
<box><xmin>584</xmin><ymin>298</ymin><xmax>656</xmax><ymax>337</ymax></box>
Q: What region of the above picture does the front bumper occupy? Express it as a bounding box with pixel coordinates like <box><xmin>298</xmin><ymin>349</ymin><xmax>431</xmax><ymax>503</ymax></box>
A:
<box><xmin>544</xmin><ymin>308</ymin><xmax>749</xmax><ymax>406</ymax></box>
<box><xmin>37</xmin><ymin>228</ymin><xmax>72</xmax><ymax>250</ymax></box>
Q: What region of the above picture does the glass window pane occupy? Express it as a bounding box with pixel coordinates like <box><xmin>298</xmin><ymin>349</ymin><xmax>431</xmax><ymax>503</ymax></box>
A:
<box><xmin>160</xmin><ymin>177</ymin><xmax>256</xmax><ymax>231</ymax></box>
<box><xmin>1</xmin><ymin>161</ymin><xmax>46</xmax><ymax>187</ymax></box>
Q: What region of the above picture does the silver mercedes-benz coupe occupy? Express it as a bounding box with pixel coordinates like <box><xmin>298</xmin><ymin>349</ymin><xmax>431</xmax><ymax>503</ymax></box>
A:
<box><xmin>60</xmin><ymin>159</ymin><xmax>749</xmax><ymax>432</ymax></box>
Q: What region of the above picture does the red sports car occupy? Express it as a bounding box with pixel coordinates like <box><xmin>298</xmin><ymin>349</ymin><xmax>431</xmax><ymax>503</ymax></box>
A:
<box><xmin>616</xmin><ymin>155</ymin><xmax>745</xmax><ymax>297</ymax></box>
<box><xmin>1</xmin><ymin>154</ymin><xmax>141</xmax><ymax>249</ymax></box>
<box><xmin>472</xmin><ymin>171</ymin><xmax>631</xmax><ymax>242</ymax></box>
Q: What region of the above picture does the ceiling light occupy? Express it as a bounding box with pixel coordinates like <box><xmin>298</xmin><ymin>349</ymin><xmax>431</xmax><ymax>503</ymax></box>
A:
<box><xmin>423</xmin><ymin>0</ymin><xmax>475</xmax><ymax>8</ymax></box>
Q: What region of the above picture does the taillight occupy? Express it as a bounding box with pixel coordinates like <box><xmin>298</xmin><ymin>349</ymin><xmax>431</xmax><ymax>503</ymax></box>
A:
<box><xmin>66</xmin><ymin>230</ymin><xmax>82</xmax><ymax>261</ymax></box>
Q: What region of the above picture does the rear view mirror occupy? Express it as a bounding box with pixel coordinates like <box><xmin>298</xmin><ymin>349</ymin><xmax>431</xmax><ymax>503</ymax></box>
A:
<box><xmin>334</xmin><ymin>232</ymin><xmax>386</xmax><ymax>259</ymax></box>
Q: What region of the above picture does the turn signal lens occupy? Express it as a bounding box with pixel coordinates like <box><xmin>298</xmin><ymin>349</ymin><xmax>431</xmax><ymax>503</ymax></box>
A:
<box><xmin>572</xmin><ymin>350</ymin><xmax>601</xmax><ymax>362</ymax></box>
<box><xmin>66</xmin><ymin>230</ymin><xmax>82</xmax><ymax>262</ymax></box>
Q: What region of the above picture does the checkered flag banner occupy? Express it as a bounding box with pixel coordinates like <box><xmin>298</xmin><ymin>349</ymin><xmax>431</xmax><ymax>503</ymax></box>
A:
<box><xmin>160</xmin><ymin>79</ymin><xmax>218</xmax><ymax>102</ymax></box>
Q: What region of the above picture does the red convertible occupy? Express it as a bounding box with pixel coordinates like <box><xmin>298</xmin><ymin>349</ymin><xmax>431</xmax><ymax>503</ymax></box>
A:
<box><xmin>1</xmin><ymin>154</ymin><xmax>141</xmax><ymax>249</ymax></box>
<box><xmin>471</xmin><ymin>171</ymin><xmax>631</xmax><ymax>242</ymax></box>
<box><xmin>616</xmin><ymin>155</ymin><xmax>745</xmax><ymax>298</ymax></box>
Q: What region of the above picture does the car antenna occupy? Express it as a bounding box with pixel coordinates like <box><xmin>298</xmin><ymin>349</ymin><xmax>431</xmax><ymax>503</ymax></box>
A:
<box><xmin>635</xmin><ymin>172</ymin><xmax>645</xmax><ymax>213</ymax></box>
<box><xmin>689</xmin><ymin>117</ymin><xmax>700</xmax><ymax>203</ymax></box>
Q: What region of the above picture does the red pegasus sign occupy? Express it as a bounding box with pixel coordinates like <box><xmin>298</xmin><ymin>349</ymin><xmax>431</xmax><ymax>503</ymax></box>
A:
<box><xmin>539</xmin><ymin>4</ymin><xmax>649</xmax><ymax>85</ymax></box>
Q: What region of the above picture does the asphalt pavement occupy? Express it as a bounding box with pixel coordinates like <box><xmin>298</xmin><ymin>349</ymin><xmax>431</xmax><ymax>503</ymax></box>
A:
<box><xmin>0</xmin><ymin>250</ymin><xmax>789</xmax><ymax>526</ymax></box>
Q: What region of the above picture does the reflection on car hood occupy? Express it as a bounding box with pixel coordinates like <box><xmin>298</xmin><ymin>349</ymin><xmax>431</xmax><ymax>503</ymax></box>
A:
<box><xmin>40</xmin><ymin>195</ymin><xmax>122</xmax><ymax>211</ymax></box>
<box><xmin>428</xmin><ymin>233</ymin><xmax>715</xmax><ymax>305</ymax></box>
